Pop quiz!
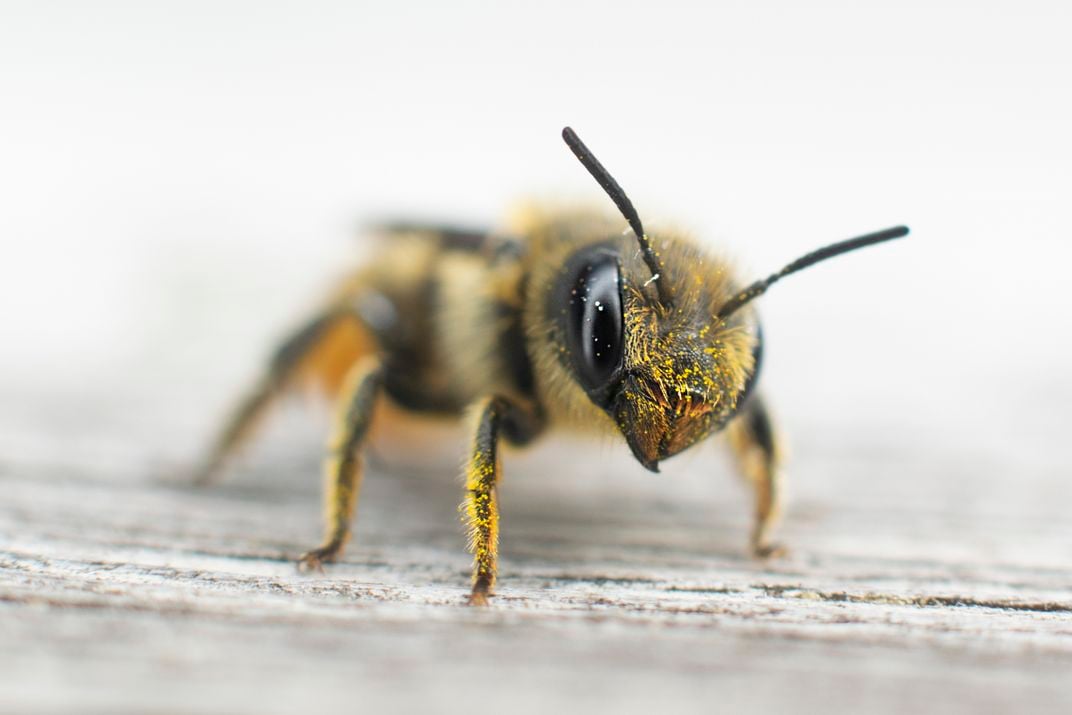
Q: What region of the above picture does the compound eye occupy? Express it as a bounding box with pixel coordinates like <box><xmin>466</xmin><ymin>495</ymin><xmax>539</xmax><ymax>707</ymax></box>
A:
<box><xmin>564</xmin><ymin>249</ymin><xmax>624</xmax><ymax>391</ymax></box>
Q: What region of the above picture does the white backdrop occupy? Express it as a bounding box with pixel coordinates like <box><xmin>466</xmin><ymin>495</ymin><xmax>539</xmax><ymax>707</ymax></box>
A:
<box><xmin>1</xmin><ymin>0</ymin><xmax>1069</xmax><ymax>471</ymax></box>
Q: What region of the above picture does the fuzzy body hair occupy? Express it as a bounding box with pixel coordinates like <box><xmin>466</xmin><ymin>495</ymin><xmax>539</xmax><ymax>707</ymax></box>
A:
<box><xmin>297</xmin><ymin>206</ymin><xmax>758</xmax><ymax>459</ymax></box>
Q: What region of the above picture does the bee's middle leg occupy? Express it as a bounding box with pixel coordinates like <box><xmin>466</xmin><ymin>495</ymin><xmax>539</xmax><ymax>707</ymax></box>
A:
<box><xmin>297</xmin><ymin>357</ymin><xmax>384</xmax><ymax>572</ymax></box>
<box><xmin>726</xmin><ymin>394</ymin><xmax>786</xmax><ymax>559</ymax></box>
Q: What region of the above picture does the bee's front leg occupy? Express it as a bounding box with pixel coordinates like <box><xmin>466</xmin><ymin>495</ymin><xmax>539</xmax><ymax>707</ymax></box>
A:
<box><xmin>461</xmin><ymin>395</ymin><xmax>543</xmax><ymax>606</ymax></box>
<box><xmin>726</xmin><ymin>394</ymin><xmax>786</xmax><ymax>559</ymax></box>
<box><xmin>297</xmin><ymin>357</ymin><xmax>384</xmax><ymax>572</ymax></box>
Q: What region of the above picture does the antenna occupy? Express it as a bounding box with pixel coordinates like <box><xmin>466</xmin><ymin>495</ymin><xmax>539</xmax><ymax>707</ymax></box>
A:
<box><xmin>716</xmin><ymin>225</ymin><xmax>909</xmax><ymax>320</ymax></box>
<box><xmin>562</xmin><ymin>127</ymin><xmax>672</xmax><ymax>304</ymax></box>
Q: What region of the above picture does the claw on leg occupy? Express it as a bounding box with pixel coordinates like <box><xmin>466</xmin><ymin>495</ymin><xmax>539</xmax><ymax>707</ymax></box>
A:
<box><xmin>467</xmin><ymin>590</ymin><xmax>490</xmax><ymax>607</ymax></box>
<box><xmin>466</xmin><ymin>575</ymin><xmax>492</xmax><ymax>606</ymax></box>
<box><xmin>297</xmin><ymin>542</ymin><xmax>344</xmax><ymax>573</ymax></box>
<box><xmin>751</xmin><ymin>540</ymin><xmax>788</xmax><ymax>560</ymax></box>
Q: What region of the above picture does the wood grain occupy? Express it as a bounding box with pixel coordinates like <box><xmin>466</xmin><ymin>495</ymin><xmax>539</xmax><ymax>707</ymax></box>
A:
<box><xmin>1</xmin><ymin>393</ymin><xmax>1071</xmax><ymax>715</ymax></box>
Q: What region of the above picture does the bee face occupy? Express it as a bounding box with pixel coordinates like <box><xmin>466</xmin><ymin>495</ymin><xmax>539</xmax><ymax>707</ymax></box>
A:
<box><xmin>549</xmin><ymin>125</ymin><xmax>904</xmax><ymax>474</ymax></box>
<box><xmin>553</xmin><ymin>233</ymin><xmax>760</xmax><ymax>472</ymax></box>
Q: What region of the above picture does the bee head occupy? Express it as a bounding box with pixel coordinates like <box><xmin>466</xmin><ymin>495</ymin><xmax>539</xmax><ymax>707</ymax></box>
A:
<box><xmin>559</xmin><ymin>126</ymin><xmax>908</xmax><ymax>472</ymax></box>
<box><xmin>554</xmin><ymin>233</ymin><xmax>759</xmax><ymax>472</ymax></box>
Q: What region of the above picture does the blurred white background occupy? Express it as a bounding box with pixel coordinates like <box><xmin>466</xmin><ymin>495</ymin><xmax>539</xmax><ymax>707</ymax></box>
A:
<box><xmin>0</xmin><ymin>0</ymin><xmax>1069</xmax><ymax>475</ymax></box>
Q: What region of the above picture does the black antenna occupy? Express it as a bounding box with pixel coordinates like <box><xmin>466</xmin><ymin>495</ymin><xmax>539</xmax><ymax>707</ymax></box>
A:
<box><xmin>562</xmin><ymin>127</ymin><xmax>671</xmax><ymax>304</ymax></box>
<box><xmin>716</xmin><ymin>225</ymin><xmax>910</xmax><ymax>320</ymax></box>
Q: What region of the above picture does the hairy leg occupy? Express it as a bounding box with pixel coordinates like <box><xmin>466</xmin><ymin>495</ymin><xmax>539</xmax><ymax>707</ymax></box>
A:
<box><xmin>725</xmin><ymin>395</ymin><xmax>786</xmax><ymax>558</ymax></box>
<box><xmin>195</xmin><ymin>306</ymin><xmax>375</xmax><ymax>485</ymax></box>
<box><xmin>297</xmin><ymin>357</ymin><xmax>384</xmax><ymax>571</ymax></box>
<box><xmin>461</xmin><ymin>395</ymin><xmax>543</xmax><ymax>606</ymax></box>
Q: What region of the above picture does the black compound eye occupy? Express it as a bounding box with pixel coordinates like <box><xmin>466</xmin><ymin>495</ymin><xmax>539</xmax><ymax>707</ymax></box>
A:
<box><xmin>562</xmin><ymin>248</ymin><xmax>624</xmax><ymax>391</ymax></box>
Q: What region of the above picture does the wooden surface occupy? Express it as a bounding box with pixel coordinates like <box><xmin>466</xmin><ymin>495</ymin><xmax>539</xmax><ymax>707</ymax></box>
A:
<box><xmin>2</xmin><ymin>389</ymin><xmax>1071</xmax><ymax>715</ymax></box>
<box><xmin>5</xmin><ymin>2</ymin><xmax>1072</xmax><ymax>712</ymax></box>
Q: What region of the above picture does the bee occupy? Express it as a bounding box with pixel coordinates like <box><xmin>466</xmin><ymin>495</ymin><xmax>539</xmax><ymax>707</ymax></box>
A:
<box><xmin>196</xmin><ymin>127</ymin><xmax>908</xmax><ymax>606</ymax></box>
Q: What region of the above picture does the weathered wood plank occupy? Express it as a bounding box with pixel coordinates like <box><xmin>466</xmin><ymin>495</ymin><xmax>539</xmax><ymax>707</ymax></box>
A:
<box><xmin>2</xmin><ymin>400</ymin><xmax>1071</xmax><ymax>714</ymax></box>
